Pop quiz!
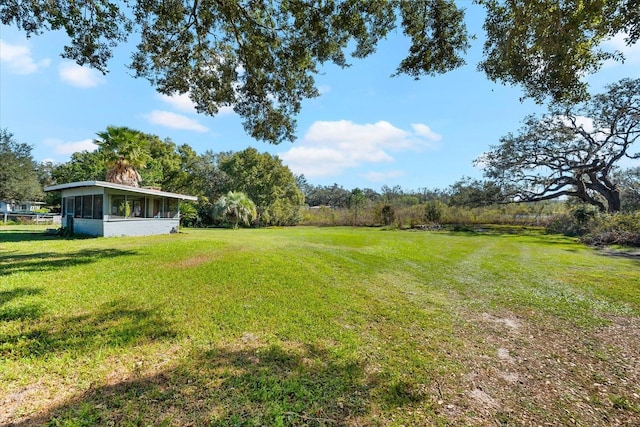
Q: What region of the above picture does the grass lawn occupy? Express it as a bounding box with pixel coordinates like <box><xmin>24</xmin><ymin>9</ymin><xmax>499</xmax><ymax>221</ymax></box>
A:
<box><xmin>1</xmin><ymin>225</ymin><xmax>639</xmax><ymax>426</ymax></box>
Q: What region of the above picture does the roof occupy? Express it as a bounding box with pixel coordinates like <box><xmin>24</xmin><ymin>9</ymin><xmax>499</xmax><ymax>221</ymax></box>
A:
<box><xmin>44</xmin><ymin>181</ymin><xmax>198</xmax><ymax>201</ymax></box>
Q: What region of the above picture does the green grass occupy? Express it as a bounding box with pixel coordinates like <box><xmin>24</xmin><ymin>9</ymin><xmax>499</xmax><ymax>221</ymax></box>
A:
<box><xmin>1</xmin><ymin>225</ymin><xmax>639</xmax><ymax>426</ymax></box>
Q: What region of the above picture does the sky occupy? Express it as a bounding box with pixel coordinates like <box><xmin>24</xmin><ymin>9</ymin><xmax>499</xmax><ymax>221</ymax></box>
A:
<box><xmin>1</xmin><ymin>3</ymin><xmax>639</xmax><ymax>192</ymax></box>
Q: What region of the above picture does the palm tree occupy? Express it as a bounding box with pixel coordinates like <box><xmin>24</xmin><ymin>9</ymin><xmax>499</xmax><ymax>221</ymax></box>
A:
<box><xmin>214</xmin><ymin>191</ymin><xmax>257</xmax><ymax>229</ymax></box>
<box><xmin>95</xmin><ymin>126</ymin><xmax>151</xmax><ymax>187</ymax></box>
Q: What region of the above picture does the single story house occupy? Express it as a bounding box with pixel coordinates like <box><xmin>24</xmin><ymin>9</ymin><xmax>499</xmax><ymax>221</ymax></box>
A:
<box><xmin>44</xmin><ymin>181</ymin><xmax>197</xmax><ymax>237</ymax></box>
<box><xmin>0</xmin><ymin>200</ymin><xmax>45</xmax><ymax>213</ymax></box>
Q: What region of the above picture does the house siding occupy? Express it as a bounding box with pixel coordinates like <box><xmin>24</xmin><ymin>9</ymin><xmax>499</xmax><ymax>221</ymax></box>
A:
<box><xmin>103</xmin><ymin>218</ymin><xmax>179</xmax><ymax>237</ymax></box>
<box><xmin>71</xmin><ymin>218</ymin><xmax>104</xmax><ymax>236</ymax></box>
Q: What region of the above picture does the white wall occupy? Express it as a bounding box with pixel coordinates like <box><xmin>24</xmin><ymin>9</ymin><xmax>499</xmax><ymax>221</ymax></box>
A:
<box><xmin>71</xmin><ymin>218</ymin><xmax>104</xmax><ymax>236</ymax></box>
<box><xmin>103</xmin><ymin>219</ymin><xmax>180</xmax><ymax>237</ymax></box>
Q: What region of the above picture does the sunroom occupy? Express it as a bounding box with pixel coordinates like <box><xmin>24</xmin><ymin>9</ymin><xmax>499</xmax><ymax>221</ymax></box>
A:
<box><xmin>44</xmin><ymin>181</ymin><xmax>197</xmax><ymax>237</ymax></box>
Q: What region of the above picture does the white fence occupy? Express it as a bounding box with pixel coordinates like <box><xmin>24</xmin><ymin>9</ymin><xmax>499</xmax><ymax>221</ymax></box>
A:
<box><xmin>1</xmin><ymin>213</ymin><xmax>61</xmax><ymax>225</ymax></box>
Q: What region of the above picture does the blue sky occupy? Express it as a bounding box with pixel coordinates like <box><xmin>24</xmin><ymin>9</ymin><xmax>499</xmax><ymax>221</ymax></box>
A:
<box><xmin>1</xmin><ymin>3</ymin><xmax>639</xmax><ymax>192</ymax></box>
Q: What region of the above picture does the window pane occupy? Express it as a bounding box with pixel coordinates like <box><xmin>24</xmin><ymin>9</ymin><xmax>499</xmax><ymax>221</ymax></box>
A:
<box><xmin>65</xmin><ymin>198</ymin><xmax>74</xmax><ymax>217</ymax></box>
<box><xmin>167</xmin><ymin>199</ymin><xmax>178</xmax><ymax>218</ymax></box>
<box><xmin>111</xmin><ymin>196</ymin><xmax>128</xmax><ymax>217</ymax></box>
<box><xmin>93</xmin><ymin>195</ymin><xmax>103</xmax><ymax>219</ymax></box>
<box><xmin>82</xmin><ymin>195</ymin><xmax>93</xmax><ymax>218</ymax></box>
<box><xmin>129</xmin><ymin>197</ymin><xmax>144</xmax><ymax>217</ymax></box>
<box><xmin>74</xmin><ymin>196</ymin><xmax>82</xmax><ymax>218</ymax></box>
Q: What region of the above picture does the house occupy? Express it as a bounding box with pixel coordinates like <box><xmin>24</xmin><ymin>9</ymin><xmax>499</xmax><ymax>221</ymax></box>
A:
<box><xmin>0</xmin><ymin>200</ymin><xmax>45</xmax><ymax>213</ymax></box>
<box><xmin>0</xmin><ymin>200</ymin><xmax>14</xmax><ymax>213</ymax></box>
<box><xmin>44</xmin><ymin>181</ymin><xmax>198</xmax><ymax>237</ymax></box>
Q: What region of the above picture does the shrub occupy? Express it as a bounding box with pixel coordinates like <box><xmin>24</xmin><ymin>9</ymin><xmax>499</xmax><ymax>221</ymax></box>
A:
<box><xmin>179</xmin><ymin>202</ymin><xmax>199</xmax><ymax>227</ymax></box>
<box><xmin>581</xmin><ymin>212</ymin><xmax>640</xmax><ymax>247</ymax></box>
<box><xmin>375</xmin><ymin>204</ymin><xmax>395</xmax><ymax>226</ymax></box>
<box><xmin>546</xmin><ymin>205</ymin><xmax>599</xmax><ymax>237</ymax></box>
<box><xmin>423</xmin><ymin>200</ymin><xmax>443</xmax><ymax>223</ymax></box>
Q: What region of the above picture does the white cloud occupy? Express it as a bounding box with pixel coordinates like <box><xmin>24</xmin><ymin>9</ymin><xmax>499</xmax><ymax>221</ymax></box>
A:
<box><xmin>158</xmin><ymin>92</ymin><xmax>235</xmax><ymax>115</ymax></box>
<box><xmin>361</xmin><ymin>170</ymin><xmax>406</xmax><ymax>182</ymax></box>
<box><xmin>558</xmin><ymin>115</ymin><xmax>595</xmax><ymax>133</ymax></box>
<box><xmin>59</xmin><ymin>62</ymin><xmax>105</xmax><ymax>88</ymax></box>
<box><xmin>411</xmin><ymin>123</ymin><xmax>442</xmax><ymax>143</ymax></box>
<box><xmin>0</xmin><ymin>40</ymin><xmax>50</xmax><ymax>74</ymax></box>
<box><xmin>44</xmin><ymin>138</ymin><xmax>98</xmax><ymax>155</ymax></box>
<box><xmin>146</xmin><ymin>110</ymin><xmax>209</xmax><ymax>132</ymax></box>
<box><xmin>318</xmin><ymin>85</ymin><xmax>331</xmax><ymax>95</ymax></box>
<box><xmin>279</xmin><ymin>120</ymin><xmax>441</xmax><ymax>177</ymax></box>
<box><xmin>158</xmin><ymin>93</ymin><xmax>197</xmax><ymax>113</ymax></box>
<box><xmin>603</xmin><ymin>33</ymin><xmax>640</xmax><ymax>66</ymax></box>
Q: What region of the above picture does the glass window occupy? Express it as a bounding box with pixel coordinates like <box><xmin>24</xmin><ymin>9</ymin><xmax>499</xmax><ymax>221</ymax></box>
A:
<box><xmin>151</xmin><ymin>198</ymin><xmax>161</xmax><ymax>218</ymax></box>
<box><xmin>93</xmin><ymin>195</ymin><xmax>103</xmax><ymax>219</ymax></box>
<box><xmin>64</xmin><ymin>197</ymin><xmax>74</xmax><ymax>217</ymax></box>
<box><xmin>111</xmin><ymin>196</ymin><xmax>129</xmax><ymax>217</ymax></box>
<box><xmin>82</xmin><ymin>195</ymin><xmax>93</xmax><ymax>218</ymax></box>
<box><xmin>129</xmin><ymin>197</ymin><xmax>144</xmax><ymax>217</ymax></box>
<box><xmin>74</xmin><ymin>196</ymin><xmax>82</xmax><ymax>218</ymax></box>
<box><xmin>167</xmin><ymin>199</ymin><xmax>178</xmax><ymax>218</ymax></box>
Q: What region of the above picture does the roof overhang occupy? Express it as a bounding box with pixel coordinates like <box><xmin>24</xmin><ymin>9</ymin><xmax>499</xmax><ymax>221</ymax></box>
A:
<box><xmin>44</xmin><ymin>181</ymin><xmax>198</xmax><ymax>201</ymax></box>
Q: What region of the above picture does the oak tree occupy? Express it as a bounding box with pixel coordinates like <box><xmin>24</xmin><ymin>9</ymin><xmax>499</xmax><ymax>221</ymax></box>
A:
<box><xmin>0</xmin><ymin>129</ymin><xmax>42</xmax><ymax>202</ymax></box>
<box><xmin>479</xmin><ymin>78</ymin><xmax>640</xmax><ymax>213</ymax></box>
<box><xmin>4</xmin><ymin>1</ymin><xmax>635</xmax><ymax>143</ymax></box>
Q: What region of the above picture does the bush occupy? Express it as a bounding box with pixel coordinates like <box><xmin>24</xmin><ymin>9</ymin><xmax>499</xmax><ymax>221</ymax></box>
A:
<box><xmin>546</xmin><ymin>205</ymin><xmax>599</xmax><ymax>237</ymax></box>
<box><xmin>179</xmin><ymin>202</ymin><xmax>199</xmax><ymax>227</ymax></box>
<box><xmin>581</xmin><ymin>212</ymin><xmax>640</xmax><ymax>247</ymax></box>
<box><xmin>375</xmin><ymin>204</ymin><xmax>395</xmax><ymax>226</ymax></box>
<box><xmin>423</xmin><ymin>200</ymin><xmax>443</xmax><ymax>223</ymax></box>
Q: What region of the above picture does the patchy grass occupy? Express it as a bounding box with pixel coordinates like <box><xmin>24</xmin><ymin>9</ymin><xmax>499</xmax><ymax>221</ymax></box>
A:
<box><xmin>1</xmin><ymin>225</ymin><xmax>638</xmax><ymax>426</ymax></box>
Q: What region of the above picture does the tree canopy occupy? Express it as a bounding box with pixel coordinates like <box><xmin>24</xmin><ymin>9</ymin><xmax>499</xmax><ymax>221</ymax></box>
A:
<box><xmin>219</xmin><ymin>148</ymin><xmax>304</xmax><ymax>226</ymax></box>
<box><xmin>96</xmin><ymin>126</ymin><xmax>152</xmax><ymax>187</ymax></box>
<box><xmin>3</xmin><ymin>1</ymin><xmax>637</xmax><ymax>143</ymax></box>
<box><xmin>0</xmin><ymin>129</ymin><xmax>42</xmax><ymax>202</ymax></box>
<box><xmin>479</xmin><ymin>78</ymin><xmax>640</xmax><ymax>213</ymax></box>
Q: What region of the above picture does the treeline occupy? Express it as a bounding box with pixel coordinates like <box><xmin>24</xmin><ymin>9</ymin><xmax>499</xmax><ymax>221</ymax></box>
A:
<box><xmin>49</xmin><ymin>136</ymin><xmax>304</xmax><ymax>227</ymax></box>
<box><xmin>297</xmin><ymin>177</ymin><xmax>565</xmax><ymax>228</ymax></box>
<box><xmin>5</xmin><ymin>126</ymin><xmax>640</xmax><ymax>236</ymax></box>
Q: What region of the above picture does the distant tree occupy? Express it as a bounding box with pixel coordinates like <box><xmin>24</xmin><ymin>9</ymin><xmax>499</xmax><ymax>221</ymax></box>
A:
<box><xmin>416</xmin><ymin>187</ymin><xmax>449</xmax><ymax>204</ymax></box>
<box><xmin>140</xmin><ymin>136</ymin><xmax>183</xmax><ymax>189</ymax></box>
<box><xmin>377</xmin><ymin>204</ymin><xmax>396</xmax><ymax>226</ymax></box>
<box><xmin>349</xmin><ymin>188</ymin><xmax>366</xmax><ymax>225</ymax></box>
<box><xmin>36</xmin><ymin>160</ymin><xmax>60</xmax><ymax>207</ymax></box>
<box><xmin>295</xmin><ymin>174</ymin><xmax>314</xmax><ymax>201</ymax></box>
<box><xmin>51</xmin><ymin>149</ymin><xmax>107</xmax><ymax>184</ymax></box>
<box><xmin>479</xmin><ymin>78</ymin><xmax>640</xmax><ymax>213</ymax></box>
<box><xmin>95</xmin><ymin>126</ymin><xmax>152</xmax><ymax>187</ymax></box>
<box><xmin>305</xmin><ymin>184</ymin><xmax>351</xmax><ymax>208</ymax></box>
<box><xmin>219</xmin><ymin>148</ymin><xmax>304</xmax><ymax>225</ymax></box>
<box><xmin>362</xmin><ymin>188</ymin><xmax>380</xmax><ymax>203</ymax></box>
<box><xmin>214</xmin><ymin>191</ymin><xmax>257</xmax><ymax>229</ymax></box>
<box><xmin>423</xmin><ymin>200</ymin><xmax>444</xmax><ymax>223</ymax></box>
<box><xmin>381</xmin><ymin>185</ymin><xmax>405</xmax><ymax>204</ymax></box>
<box><xmin>0</xmin><ymin>129</ymin><xmax>42</xmax><ymax>202</ymax></box>
<box><xmin>615</xmin><ymin>166</ymin><xmax>640</xmax><ymax>212</ymax></box>
<box><xmin>448</xmin><ymin>177</ymin><xmax>503</xmax><ymax>208</ymax></box>
<box><xmin>5</xmin><ymin>2</ymin><xmax>636</xmax><ymax>142</ymax></box>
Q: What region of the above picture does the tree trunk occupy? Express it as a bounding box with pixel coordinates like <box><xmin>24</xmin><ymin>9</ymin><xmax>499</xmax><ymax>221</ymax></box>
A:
<box><xmin>604</xmin><ymin>190</ymin><xmax>621</xmax><ymax>213</ymax></box>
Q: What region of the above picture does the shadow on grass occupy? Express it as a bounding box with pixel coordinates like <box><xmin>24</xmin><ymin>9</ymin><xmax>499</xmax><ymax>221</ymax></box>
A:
<box><xmin>11</xmin><ymin>342</ymin><xmax>393</xmax><ymax>426</ymax></box>
<box><xmin>0</xmin><ymin>287</ymin><xmax>44</xmax><ymax>321</ymax></box>
<box><xmin>441</xmin><ymin>225</ymin><xmax>577</xmax><ymax>245</ymax></box>
<box><xmin>0</xmin><ymin>228</ymin><xmax>77</xmax><ymax>243</ymax></box>
<box><xmin>0</xmin><ymin>299</ymin><xmax>176</xmax><ymax>360</ymax></box>
<box><xmin>594</xmin><ymin>247</ymin><xmax>640</xmax><ymax>261</ymax></box>
<box><xmin>0</xmin><ymin>248</ymin><xmax>137</xmax><ymax>276</ymax></box>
